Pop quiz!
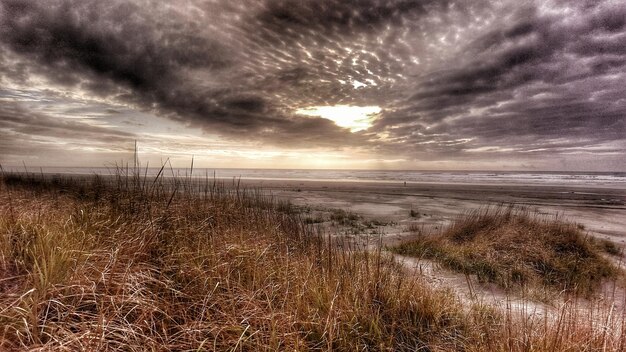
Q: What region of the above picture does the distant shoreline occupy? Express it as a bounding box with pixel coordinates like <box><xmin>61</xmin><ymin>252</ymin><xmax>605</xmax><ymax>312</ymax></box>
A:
<box><xmin>3</xmin><ymin>170</ymin><xmax>625</xmax><ymax>240</ymax></box>
<box><xmin>3</xmin><ymin>167</ymin><xmax>626</xmax><ymax>190</ymax></box>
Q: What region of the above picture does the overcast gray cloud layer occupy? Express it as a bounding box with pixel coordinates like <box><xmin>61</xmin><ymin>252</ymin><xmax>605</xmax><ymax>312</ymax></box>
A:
<box><xmin>0</xmin><ymin>0</ymin><xmax>625</xmax><ymax>169</ymax></box>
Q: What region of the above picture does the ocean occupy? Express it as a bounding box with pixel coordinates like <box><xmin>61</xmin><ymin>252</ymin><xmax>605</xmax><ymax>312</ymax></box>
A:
<box><xmin>5</xmin><ymin>166</ymin><xmax>626</xmax><ymax>189</ymax></box>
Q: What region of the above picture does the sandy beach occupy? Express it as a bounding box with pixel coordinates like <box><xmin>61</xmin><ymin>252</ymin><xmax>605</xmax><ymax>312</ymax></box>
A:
<box><xmin>237</xmin><ymin>178</ymin><xmax>626</xmax><ymax>311</ymax></box>
<box><xmin>235</xmin><ymin>178</ymin><xmax>626</xmax><ymax>245</ymax></box>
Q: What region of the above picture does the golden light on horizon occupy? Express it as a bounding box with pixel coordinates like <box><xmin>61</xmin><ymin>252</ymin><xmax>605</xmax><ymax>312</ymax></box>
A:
<box><xmin>296</xmin><ymin>105</ymin><xmax>381</xmax><ymax>132</ymax></box>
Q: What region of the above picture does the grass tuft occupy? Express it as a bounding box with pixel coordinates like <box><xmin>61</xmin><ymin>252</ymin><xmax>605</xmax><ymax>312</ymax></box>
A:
<box><xmin>392</xmin><ymin>207</ymin><xmax>621</xmax><ymax>297</ymax></box>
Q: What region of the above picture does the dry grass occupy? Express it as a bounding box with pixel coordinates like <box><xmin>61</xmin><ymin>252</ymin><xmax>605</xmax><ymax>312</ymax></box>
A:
<box><xmin>392</xmin><ymin>207</ymin><xmax>622</xmax><ymax>297</ymax></box>
<box><xmin>0</xmin><ymin>171</ymin><xmax>625</xmax><ymax>350</ymax></box>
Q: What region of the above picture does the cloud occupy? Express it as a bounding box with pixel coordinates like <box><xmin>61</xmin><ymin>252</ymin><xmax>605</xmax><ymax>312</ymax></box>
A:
<box><xmin>0</xmin><ymin>100</ymin><xmax>137</xmax><ymax>165</ymax></box>
<box><xmin>255</xmin><ymin>0</ymin><xmax>450</xmax><ymax>37</ymax></box>
<box><xmin>0</xmin><ymin>101</ymin><xmax>135</xmax><ymax>142</ymax></box>
<box><xmin>0</xmin><ymin>0</ymin><xmax>366</xmax><ymax>147</ymax></box>
<box><xmin>0</xmin><ymin>0</ymin><xmax>625</xmax><ymax>169</ymax></box>
<box><xmin>374</xmin><ymin>1</ymin><xmax>626</xmax><ymax>162</ymax></box>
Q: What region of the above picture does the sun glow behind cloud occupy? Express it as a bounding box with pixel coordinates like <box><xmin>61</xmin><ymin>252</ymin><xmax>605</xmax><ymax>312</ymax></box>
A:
<box><xmin>295</xmin><ymin>105</ymin><xmax>381</xmax><ymax>132</ymax></box>
<box><xmin>1</xmin><ymin>0</ymin><xmax>625</xmax><ymax>171</ymax></box>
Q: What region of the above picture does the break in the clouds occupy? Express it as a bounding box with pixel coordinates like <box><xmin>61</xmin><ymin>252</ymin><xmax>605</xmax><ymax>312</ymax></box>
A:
<box><xmin>0</xmin><ymin>0</ymin><xmax>624</xmax><ymax>170</ymax></box>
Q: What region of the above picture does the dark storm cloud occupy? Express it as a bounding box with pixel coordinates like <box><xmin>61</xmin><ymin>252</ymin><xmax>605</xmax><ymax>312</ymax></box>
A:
<box><xmin>0</xmin><ymin>0</ymin><xmax>231</xmax><ymax>113</ymax></box>
<box><xmin>1</xmin><ymin>0</ymin><xmax>625</xmax><ymax>167</ymax></box>
<box><xmin>0</xmin><ymin>0</ymin><xmax>230</xmax><ymax>83</ymax></box>
<box><xmin>256</xmin><ymin>0</ymin><xmax>449</xmax><ymax>36</ymax></box>
<box><xmin>376</xmin><ymin>1</ymin><xmax>626</xmax><ymax>159</ymax></box>
<box><xmin>0</xmin><ymin>0</ymin><xmax>365</xmax><ymax>147</ymax></box>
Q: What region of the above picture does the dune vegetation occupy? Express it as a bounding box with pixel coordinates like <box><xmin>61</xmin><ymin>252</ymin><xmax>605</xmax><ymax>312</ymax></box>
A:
<box><xmin>392</xmin><ymin>207</ymin><xmax>623</xmax><ymax>299</ymax></box>
<box><xmin>0</xmin><ymin>170</ymin><xmax>625</xmax><ymax>351</ymax></box>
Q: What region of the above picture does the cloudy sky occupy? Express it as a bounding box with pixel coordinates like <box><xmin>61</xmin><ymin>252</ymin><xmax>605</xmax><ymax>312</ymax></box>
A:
<box><xmin>1</xmin><ymin>0</ymin><xmax>625</xmax><ymax>170</ymax></box>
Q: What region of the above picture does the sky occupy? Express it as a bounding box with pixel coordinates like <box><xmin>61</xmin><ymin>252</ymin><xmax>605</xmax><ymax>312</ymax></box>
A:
<box><xmin>0</xmin><ymin>0</ymin><xmax>625</xmax><ymax>171</ymax></box>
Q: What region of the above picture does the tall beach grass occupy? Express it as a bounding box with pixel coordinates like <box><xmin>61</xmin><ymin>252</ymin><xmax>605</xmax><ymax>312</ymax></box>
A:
<box><xmin>0</xmin><ymin>168</ymin><xmax>624</xmax><ymax>350</ymax></box>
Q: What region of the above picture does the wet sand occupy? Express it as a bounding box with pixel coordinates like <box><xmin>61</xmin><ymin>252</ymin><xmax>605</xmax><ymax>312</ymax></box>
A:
<box><xmin>236</xmin><ymin>178</ymin><xmax>626</xmax><ymax>244</ymax></box>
